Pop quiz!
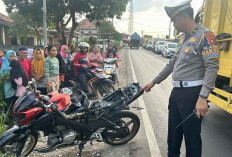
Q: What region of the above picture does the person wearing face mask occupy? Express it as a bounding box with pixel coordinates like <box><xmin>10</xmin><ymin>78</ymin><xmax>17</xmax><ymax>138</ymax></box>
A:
<box><xmin>0</xmin><ymin>50</ymin><xmax>17</xmax><ymax>110</ymax></box>
<box><xmin>73</xmin><ymin>42</ymin><xmax>91</xmax><ymax>93</ymax></box>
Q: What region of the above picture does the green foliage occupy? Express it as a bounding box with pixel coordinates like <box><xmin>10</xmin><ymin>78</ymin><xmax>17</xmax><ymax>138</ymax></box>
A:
<box><xmin>97</xmin><ymin>20</ymin><xmax>122</xmax><ymax>41</ymax></box>
<box><xmin>0</xmin><ymin>78</ymin><xmax>7</xmax><ymax>136</ymax></box>
<box><xmin>8</xmin><ymin>13</ymin><xmax>33</xmax><ymax>39</ymax></box>
<box><xmin>3</xmin><ymin>0</ymin><xmax>128</xmax><ymax>45</ymax></box>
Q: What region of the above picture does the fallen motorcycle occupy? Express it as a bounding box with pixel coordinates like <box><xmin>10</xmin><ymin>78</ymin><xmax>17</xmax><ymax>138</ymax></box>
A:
<box><xmin>0</xmin><ymin>80</ymin><xmax>143</xmax><ymax>157</ymax></box>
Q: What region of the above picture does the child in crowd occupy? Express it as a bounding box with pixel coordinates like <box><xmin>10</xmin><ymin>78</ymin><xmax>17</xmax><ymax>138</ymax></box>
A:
<box><xmin>44</xmin><ymin>45</ymin><xmax>59</xmax><ymax>93</ymax></box>
<box><xmin>104</xmin><ymin>44</ymin><xmax>120</xmax><ymax>88</ymax></box>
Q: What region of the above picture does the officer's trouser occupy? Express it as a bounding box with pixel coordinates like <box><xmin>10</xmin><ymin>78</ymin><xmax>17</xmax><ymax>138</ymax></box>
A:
<box><xmin>168</xmin><ymin>86</ymin><xmax>202</xmax><ymax>157</ymax></box>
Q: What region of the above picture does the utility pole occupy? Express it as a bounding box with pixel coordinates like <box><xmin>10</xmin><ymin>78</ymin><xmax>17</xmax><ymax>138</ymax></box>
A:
<box><xmin>168</xmin><ymin>19</ymin><xmax>171</xmax><ymax>39</ymax></box>
<box><xmin>43</xmin><ymin>0</ymin><xmax>47</xmax><ymax>46</ymax></box>
<box><xmin>128</xmin><ymin>0</ymin><xmax>134</xmax><ymax>35</ymax></box>
<box><xmin>141</xmin><ymin>30</ymin><xmax>144</xmax><ymax>38</ymax></box>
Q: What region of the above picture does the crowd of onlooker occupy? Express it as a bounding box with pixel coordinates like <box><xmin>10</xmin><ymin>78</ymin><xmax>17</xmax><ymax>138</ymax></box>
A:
<box><xmin>0</xmin><ymin>41</ymin><xmax>120</xmax><ymax>113</ymax></box>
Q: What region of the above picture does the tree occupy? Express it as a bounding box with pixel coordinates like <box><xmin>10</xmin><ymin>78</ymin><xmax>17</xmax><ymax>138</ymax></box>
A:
<box><xmin>97</xmin><ymin>20</ymin><xmax>122</xmax><ymax>41</ymax></box>
<box><xmin>8</xmin><ymin>13</ymin><xmax>45</xmax><ymax>45</ymax></box>
<box><xmin>3</xmin><ymin>0</ymin><xmax>128</xmax><ymax>47</ymax></box>
<box><xmin>8</xmin><ymin>13</ymin><xmax>30</xmax><ymax>39</ymax></box>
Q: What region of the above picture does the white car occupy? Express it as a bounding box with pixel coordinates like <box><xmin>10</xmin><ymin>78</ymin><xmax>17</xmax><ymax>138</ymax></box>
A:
<box><xmin>161</xmin><ymin>42</ymin><xmax>178</xmax><ymax>58</ymax></box>
<box><xmin>154</xmin><ymin>41</ymin><xmax>165</xmax><ymax>54</ymax></box>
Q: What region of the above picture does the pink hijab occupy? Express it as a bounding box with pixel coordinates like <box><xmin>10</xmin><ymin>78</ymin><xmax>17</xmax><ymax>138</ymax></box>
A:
<box><xmin>60</xmin><ymin>45</ymin><xmax>69</xmax><ymax>58</ymax></box>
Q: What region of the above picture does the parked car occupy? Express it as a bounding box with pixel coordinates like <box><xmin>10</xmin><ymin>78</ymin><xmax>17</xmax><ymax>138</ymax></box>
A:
<box><xmin>154</xmin><ymin>41</ymin><xmax>165</xmax><ymax>54</ymax></box>
<box><xmin>146</xmin><ymin>40</ymin><xmax>153</xmax><ymax>51</ymax></box>
<box><xmin>161</xmin><ymin>42</ymin><xmax>178</xmax><ymax>58</ymax></box>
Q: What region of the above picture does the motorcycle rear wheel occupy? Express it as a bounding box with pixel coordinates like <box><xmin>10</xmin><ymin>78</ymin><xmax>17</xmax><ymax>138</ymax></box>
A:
<box><xmin>0</xmin><ymin>132</ymin><xmax>38</xmax><ymax>157</ymax></box>
<box><xmin>103</xmin><ymin>111</ymin><xmax>140</xmax><ymax>146</ymax></box>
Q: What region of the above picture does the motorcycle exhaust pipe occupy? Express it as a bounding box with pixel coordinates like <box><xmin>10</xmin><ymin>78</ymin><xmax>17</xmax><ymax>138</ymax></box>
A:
<box><xmin>65</xmin><ymin>112</ymin><xmax>85</xmax><ymax>119</ymax></box>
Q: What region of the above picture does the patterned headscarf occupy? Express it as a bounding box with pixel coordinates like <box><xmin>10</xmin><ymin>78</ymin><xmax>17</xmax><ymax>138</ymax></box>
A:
<box><xmin>31</xmin><ymin>49</ymin><xmax>45</xmax><ymax>79</ymax></box>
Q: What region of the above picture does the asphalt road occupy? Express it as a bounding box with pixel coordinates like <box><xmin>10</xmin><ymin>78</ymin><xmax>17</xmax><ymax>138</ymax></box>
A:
<box><xmin>128</xmin><ymin>47</ymin><xmax>232</xmax><ymax>157</ymax></box>
<box><xmin>30</xmin><ymin>47</ymin><xmax>232</xmax><ymax>157</ymax></box>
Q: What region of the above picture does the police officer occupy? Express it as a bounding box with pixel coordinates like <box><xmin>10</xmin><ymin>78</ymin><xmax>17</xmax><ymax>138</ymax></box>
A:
<box><xmin>142</xmin><ymin>0</ymin><xmax>219</xmax><ymax>156</ymax></box>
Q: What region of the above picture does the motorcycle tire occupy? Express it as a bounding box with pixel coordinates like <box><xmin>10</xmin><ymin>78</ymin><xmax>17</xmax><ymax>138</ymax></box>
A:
<box><xmin>103</xmin><ymin>111</ymin><xmax>140</xmax><ymax>146</ymax></box>
<box><xmin>97</xmin><ymin>82</ymin><xmax>115</xmax><ymax>98</ymax></box>
<box><xmin>0</xmin><ymin>132</ymin><xmax>38</xmax><ymax>157</ymax></box>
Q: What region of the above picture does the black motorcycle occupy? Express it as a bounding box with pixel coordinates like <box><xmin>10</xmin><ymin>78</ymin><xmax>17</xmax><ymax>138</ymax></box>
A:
<box><xmin>66</xmin><ymin>61</ymin><xmax>115</xmax><ymax>98</ymax></box>
<box><xmin>0</xmin><ymin>80</ymin><xmax>143</xmax><ymax>157</ymax></box>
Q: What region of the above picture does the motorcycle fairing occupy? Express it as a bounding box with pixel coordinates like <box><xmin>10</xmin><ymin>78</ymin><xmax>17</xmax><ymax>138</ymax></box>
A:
<box><xmin>0</xmin><ymin>126</ymin><xmax>21</xmax><ymax>148</ymax></box>
<box><xmin>49</xmin><ymin>93</ymin><xmax>71</xmax><ymax>110</ymax></box>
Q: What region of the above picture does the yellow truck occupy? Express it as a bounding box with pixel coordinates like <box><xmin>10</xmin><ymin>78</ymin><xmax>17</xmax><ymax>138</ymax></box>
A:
<box><xmin>202</xmin><ymin>0</ymin><xmax>232</xmax><ymax>114</ymax></box>
<box><xmin>143</xmin><ymin>35</ymin><xmax>153</xmax><ymax>50</ymax></box>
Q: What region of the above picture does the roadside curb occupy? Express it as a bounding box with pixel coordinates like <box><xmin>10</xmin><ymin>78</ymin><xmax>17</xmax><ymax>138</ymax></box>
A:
<box><xmin>128</xmin><ymin>48</ymin><xmax>162</xmax><ymax>157</ymax></box>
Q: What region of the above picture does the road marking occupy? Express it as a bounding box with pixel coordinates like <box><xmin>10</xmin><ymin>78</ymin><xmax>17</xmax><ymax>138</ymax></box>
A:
<box><xmin>128</xmin><ymin>49</ymin><xmax>162</xmax><ymax>157</ymax></box>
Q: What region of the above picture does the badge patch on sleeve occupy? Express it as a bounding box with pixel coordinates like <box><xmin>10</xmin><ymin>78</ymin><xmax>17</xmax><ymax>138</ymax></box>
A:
<box><xmin>189</xmin><ymin>37</ymin><xmax>196</xmax><ymax>42</ymax></box>
<box><xmin>179</xmin><ymin>39</ymin><xmax>183</xmax><ymax>44</ymax></box>
<box><xmin>205</xmin><ymin>32</ymin><xmax>215</xmax><ymax>45</ymax></box>
<box><xmin>202</xmin><ymin>45</ymin><xmax>219</xmax><ymax>60</ymax></box>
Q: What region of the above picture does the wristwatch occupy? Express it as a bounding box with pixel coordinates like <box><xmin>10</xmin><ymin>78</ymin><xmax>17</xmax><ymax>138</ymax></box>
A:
<box><xmin>199</xmin><ymin>95</ymin><xmax>208</xmax><ymax>99</ymax></box>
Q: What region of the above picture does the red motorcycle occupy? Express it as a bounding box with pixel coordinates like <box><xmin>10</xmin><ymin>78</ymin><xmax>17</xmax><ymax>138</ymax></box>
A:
<box><xmin>0</xmin><ymin>80</ymin><xmax>142</xmax><ymax>157</ymax></box>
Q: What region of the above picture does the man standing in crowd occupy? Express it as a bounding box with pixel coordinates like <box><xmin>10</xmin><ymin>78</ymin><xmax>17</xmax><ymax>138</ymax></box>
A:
<box><xmin>17</xmin><ymin>46</ymin><xmax>32</xmax><ymax>81</ymax></box>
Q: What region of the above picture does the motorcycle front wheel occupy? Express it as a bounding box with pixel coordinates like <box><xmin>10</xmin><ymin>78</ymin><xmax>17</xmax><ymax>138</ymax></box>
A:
<box><xmin>103</xmin><ymin>111</ymin><xmax>140</xmax><ymax>146</ymax></box>
<box><xmin>97</xmin><ymin>82</ymin><xmax>115</xmax><ymax>98</ymax></box>
<box><xmin>0</xmin><ymin>132</ymin><xmax>38</xmax><ymax>157</ymax></box>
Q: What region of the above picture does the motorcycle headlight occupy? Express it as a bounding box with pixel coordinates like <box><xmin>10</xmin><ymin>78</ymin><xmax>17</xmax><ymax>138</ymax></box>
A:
<box><xmin>106</xmin><ymin>70</ymin><xmax>112</xmax><ymax>74</ymax></box>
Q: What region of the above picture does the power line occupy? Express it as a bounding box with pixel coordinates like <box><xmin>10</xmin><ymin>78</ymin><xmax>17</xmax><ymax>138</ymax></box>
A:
<box><xmin>134</xmin><ymin>22</ymin><xmax>168</xmax><ymax>30</ymax></box>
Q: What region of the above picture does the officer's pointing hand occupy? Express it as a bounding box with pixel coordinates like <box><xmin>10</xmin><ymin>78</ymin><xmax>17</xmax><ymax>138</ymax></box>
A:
<box><xmin>141</xmin><ymin>82</ymin><xmax>155</xmax><ymax>92</ymax></box>
<box><xmin>196</xmin><ymin>97</ymin><xmax>208</xmax><ymax>119</ymax></box>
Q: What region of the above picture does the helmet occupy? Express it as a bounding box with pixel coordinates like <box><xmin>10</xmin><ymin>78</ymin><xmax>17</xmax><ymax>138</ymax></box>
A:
<box><xmin>78</xmin><ymin>42</ymin><xmax>90</xmax><ymax>49</ymax></box>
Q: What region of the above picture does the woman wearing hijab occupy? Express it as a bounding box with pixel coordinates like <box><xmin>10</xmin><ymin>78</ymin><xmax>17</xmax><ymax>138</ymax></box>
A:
<box><xmin>31</xmin><ymin>48</ymin><xmax>46</xmax><ymax>92</ymax></box>
<box><xmin>10</xmin><ymin>60</ymin><xmax>28</xmax><ymax>97</ymax></box>
<box><xmin>0</xmin><ymin>50</ymin><xmax>17</xmax><ymax>109</ymax></box>
<box><xmin>60</xmin><ymin>45</ymin><xmax>69</xmax><ymax>59</ymax></box>
<box><xmin>44</xmin><ymin>46</ymin><xmax>49</xmax><ymax>58</ymax></box>
<box><xmin>56</xmin><ymin>45</ymin><xmax>68</xmax><ymax>87</ymax></box>
<box><xmin>31</xmin><ymin>48</ymin><xmax>45</xmax><ymax>82</ymax></box>
<box><xmin>88</xmin><ymin>45</ymin><xmax>102</xmax><ymax>68</ymax></box>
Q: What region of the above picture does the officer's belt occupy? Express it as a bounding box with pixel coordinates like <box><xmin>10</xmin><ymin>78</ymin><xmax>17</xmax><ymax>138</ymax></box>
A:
<box><xmin>172</xmin><ymin>80</ymin><xmax>203</xmax><ymax>88</ymax></box>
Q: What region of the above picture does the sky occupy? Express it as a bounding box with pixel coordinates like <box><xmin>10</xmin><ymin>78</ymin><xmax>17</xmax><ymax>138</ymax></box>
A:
<box><xmin>114</xmin><ymin>0</ymin><xmax>204</xmax><ymax>38</ymax></box>
<box><xmin>0</xmin><ymin>0</ymin><xmax>204</xmax><ymax>38</ymax></box>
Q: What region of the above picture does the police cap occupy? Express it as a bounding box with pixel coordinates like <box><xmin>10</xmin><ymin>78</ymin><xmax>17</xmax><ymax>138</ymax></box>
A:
<box><xmin>164</xmin><ymin>0</ymin><xmax>192</xmax><ymax>21</ymax></box>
